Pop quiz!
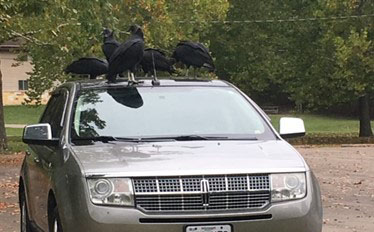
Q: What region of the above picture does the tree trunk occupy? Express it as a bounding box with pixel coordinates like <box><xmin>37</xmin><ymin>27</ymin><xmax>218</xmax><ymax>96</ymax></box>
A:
<box><xmin>0</xmin><ymin>61</ymin><xmax>7</xmax><ymax>151</ymax></box>
<box><xmin>358</xmin><ymin>95</ymin><xmax>373</xmax><ymax>137</ymax></box>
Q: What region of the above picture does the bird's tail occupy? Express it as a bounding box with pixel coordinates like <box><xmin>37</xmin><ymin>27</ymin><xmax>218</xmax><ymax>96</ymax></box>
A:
<box><xmin>64</xmin><ymin>65</ymin><xmax>72</xmax><ymax>74</ymax></box>
<box><xmin>167</xmin><ymin>58</ymin><xmax>177</xmax><ymax>74</ymax></box>
<box><xmin>203</xmin><ymin>63</ymin><xmax>216</xmax><ymax>73</ymax></box>
<box><xmin>106</xmin><ymin>73</ymin><xmax>116</xmax><ymax>83</ymax></box>
<box><xmin>169</xmin><ymin>58</ymin><xmax>177</xmax><ymax>65</ymax></box>
<box><xmin>171</xmin><ymin>51</ymin><xmax>178</xmax><ymax>62</ymax></box>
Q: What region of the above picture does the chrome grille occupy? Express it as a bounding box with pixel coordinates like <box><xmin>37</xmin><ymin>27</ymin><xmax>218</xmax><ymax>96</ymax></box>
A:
<box><xmin>133</xmin><ymin>175</ymin><xmax>270</xmax><ymax>212</ymax></box>
<box><xmin>158</xmin><ymin>178</ymin><xmax>181</xmax><ymax>192</ymax></box>
<box><xmin>135</xmin><ymin>192</ymin><xmax>270</xmax><ymax>211</ymax></box>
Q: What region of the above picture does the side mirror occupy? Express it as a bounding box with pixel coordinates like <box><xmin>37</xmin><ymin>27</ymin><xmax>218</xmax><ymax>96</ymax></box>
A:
<box><xmin>279</xmin><ymin>117</ymin><xmax>306</xmax><ymax>139</ymax></box>
<box><xmin>23</xmin><ymin>123</ymin><xmax>59</xmax><ymax>146</ymax></box>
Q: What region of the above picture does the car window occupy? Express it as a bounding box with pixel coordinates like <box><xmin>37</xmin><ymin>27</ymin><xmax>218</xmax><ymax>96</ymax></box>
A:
<box><xmin>72</xmin><ymin>86</ymin><xmax>276</xmax><ymax>141</ymax></box>
<box><xmin>40</xmin><ymin>90</ymin><xmax>68</xmax><ymax>138</ymax></box>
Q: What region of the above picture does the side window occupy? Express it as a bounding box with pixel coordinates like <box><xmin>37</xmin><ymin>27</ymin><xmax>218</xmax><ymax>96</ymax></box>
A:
<box><xmin>40</xmin><ymin>90</ymin><xmax>68</xmax><ymax>138</ymax></box>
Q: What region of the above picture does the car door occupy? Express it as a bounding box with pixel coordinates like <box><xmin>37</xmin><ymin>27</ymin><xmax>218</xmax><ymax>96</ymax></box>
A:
<box><xmin>25</xmin><ymin>89</ymin><xmax>68</xmax><ymax>230</ymax></box>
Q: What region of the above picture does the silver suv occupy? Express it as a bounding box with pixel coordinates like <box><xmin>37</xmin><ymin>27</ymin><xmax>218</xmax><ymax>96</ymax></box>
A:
<box><xmin>20</xmin><ymin>79</ymin><xmax>322</xmax><ymax>232</ymax></box>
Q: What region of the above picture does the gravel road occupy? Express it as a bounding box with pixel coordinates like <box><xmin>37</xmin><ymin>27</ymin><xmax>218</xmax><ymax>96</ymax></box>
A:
<box><xmin>0</xmin><ymin>145</ymin><xmax>373</xmax><ymax>231</ymax></box>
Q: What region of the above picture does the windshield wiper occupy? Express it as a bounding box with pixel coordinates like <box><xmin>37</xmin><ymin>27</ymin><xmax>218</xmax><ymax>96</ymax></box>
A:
<box><xmin>72</xmin><ymin>135</ymin><xmax>258</xmax><ymax>144</ymax></box>
<box><xmin>143</xmin><ymin>135</ymin><xmax>229</xmax><ymax>141</ymax></box>
<box><xmin>145</xmin><ymin>135</ymin><xmax>259</xmax><ymax>141</ymax></box>
<box><xmin>72</xmin><ymin>136</ymin><xmax>144</xmax><ymax>143</ymax></box>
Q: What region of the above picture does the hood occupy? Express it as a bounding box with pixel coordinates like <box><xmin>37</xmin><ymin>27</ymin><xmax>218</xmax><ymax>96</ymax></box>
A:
<box><xmin>71</xmin><ymin>140</ymin><xmax>307</xmax><ymax>177</ymax></box>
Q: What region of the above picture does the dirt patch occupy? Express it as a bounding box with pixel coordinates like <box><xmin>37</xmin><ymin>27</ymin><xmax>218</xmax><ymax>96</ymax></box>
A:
<box><xmin>298</xmin><ymin>145</ymin><xmax>374</xmax><ymax>232</ymax></box>
<box><xmin>0</xmin><ymin>147</ymin><xmax>373</xmax><ymax>231</ymax></box>
<box><xmin>0</xmin><ymin>154</ymin><xmax>23</xmax><ymax>232</ymax></box>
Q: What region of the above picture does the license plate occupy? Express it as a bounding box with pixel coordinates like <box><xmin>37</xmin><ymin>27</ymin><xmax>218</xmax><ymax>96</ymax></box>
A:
<box><xmin>185</xmin><ymin>225</ymin><xmax>232</xmax><ymax>232</ymax></box>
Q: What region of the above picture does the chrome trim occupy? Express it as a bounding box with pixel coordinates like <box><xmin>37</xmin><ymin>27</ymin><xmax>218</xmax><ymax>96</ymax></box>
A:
<box><xmin>133</xmin><ymin>175</ymin><xmax>271</xmax><ymax>212</ymax></box>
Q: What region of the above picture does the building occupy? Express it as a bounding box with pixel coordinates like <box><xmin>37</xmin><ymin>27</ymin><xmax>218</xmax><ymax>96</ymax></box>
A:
<box><xmin>0</xmin><ymin>39</ymin><xmax>49</xmax><ymax>105</ymax></box>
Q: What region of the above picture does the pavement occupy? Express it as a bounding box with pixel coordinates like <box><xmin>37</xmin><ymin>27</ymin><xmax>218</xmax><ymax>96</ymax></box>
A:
<box><xmin>0</xmin><ymin>145</ymin><xmax>374</xmax><ymax>231</ymax></box>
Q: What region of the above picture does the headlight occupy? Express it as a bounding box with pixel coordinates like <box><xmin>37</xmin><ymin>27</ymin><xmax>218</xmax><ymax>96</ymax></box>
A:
<box><xmin>270</xmin><ymin>173</ymin><xmax>306</xmax><ymax>202</ymax></box>
<box><xmin>87</xmin><ymin>178</ymin><xmax>134</xmax><ymax>206</ymax></box>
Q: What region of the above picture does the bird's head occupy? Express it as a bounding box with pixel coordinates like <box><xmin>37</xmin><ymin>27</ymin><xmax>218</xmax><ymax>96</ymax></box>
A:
<box><xmin>128</xmin><ymin>24</ymin><xmax>144</xmax><ymax>39</ymax></box>
<box><xmin>102</xmin><ymin>28</ymin><xmax>113</xmax><ymax>38</ymax></box>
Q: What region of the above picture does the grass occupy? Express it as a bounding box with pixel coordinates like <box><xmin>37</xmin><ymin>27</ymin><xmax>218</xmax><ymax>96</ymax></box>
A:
<box><xmin>7</xmin><ymin>136</ymin><xmax>27</xmax><ymax>153</ymax></box>
<box><xmin>6</xmin><ymin>128</ymin><xmax>24</xmax><ymax>137</ymax></box>
<box><xmin>269</xmin><ymin>114</ymin><xmax>364</xmax><ymax>134</ymax></box>
<box><xmin>4</xmin><ymin>105</ymin><xmax>45</xmax><ymax>125</ymax></box>
<box><xmin>3</xmin><ymin>105</ymin><xmax>45</xmax><ymax>153</ymax></box>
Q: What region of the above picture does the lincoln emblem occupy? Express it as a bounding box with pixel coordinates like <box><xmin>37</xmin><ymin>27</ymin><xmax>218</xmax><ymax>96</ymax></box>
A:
<box><xmin>200</xmin><ymin>179</ymin><xmax>210</xmax><ymax>207</ymax></box>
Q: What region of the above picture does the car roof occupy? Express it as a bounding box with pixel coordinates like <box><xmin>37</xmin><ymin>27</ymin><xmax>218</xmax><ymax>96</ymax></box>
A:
<box><xmin>63</xmin><ymin>78</ymin><xmax>231</xmax><ymax>90</ymax></box>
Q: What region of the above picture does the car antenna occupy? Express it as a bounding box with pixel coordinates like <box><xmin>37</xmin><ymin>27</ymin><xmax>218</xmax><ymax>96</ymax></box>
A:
<box><xmin>151</xmin><ymin>51</ymin><xmax>160</xmax><ymax>86</ymax></box>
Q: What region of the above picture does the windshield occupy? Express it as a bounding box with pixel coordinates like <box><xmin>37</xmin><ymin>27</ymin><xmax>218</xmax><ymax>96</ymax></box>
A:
<box><xmin>71</xmin><ymin>86</ymin><xmax>276</xmax><ymax>142</ymax></box>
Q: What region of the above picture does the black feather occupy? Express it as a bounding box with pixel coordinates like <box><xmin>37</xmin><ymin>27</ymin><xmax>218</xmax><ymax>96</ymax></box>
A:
<box><xmin>65</xmin><ymin>57</ymin><xmax>108</xmax><ymax>79</ymax></box>
<box><xmin>102</xmin><ymin>28</ymin><xmax>120</xmax><ymax>61</ymax></box>
<box><xmin>140</xmin><ymin>48</ymin><xmax>176</xmax><ymax>75</ymax></box>
<box><xmin>106</xmin><ymin>25</ymin><xmax>145</xmax><ymax>83</ymax></box>
<box><xmin>172</xmin><ymin>41</ymin><xmax>215</xmax><ymax>72</ymax></box>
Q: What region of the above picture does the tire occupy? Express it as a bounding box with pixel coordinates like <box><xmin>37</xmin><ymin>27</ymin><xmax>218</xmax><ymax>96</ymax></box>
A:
<box><xmin>49</xmin><ymin>206</ymin><xmax>63</xmax><ymax>232</ymax></box>
<box><xmin>20</xmin><ymin>191</ymin><xmax>33</xmax><ymax>232</ymax></box>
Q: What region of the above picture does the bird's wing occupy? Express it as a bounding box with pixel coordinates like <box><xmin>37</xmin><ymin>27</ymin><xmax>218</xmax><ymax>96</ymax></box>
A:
<box><xmin>109</xmin><ymin>39</ymin><xmax>142</xmax><ymax>64</ymax></box>
<box><xmin>144</xmin><ymin>48</ymin><xmax>166</xmax><ymax>56</ymax></box>
<box><xmin>178</xmin><ymin>41</ymin><xmax>212</xmax><ymax>60</ymax></box>
<box><xmin>78</xmin><ymin>57</ymin><xmax>108</xmax><ymax>65</ymax></box>
<box><xmin>104</xmin><ymin>40</ymin><xmax>120</xmax><ymax>46</ymax></box>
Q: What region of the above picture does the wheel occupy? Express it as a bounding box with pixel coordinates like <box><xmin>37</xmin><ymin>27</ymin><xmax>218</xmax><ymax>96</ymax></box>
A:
<box><xmin>49</xmin><ymin>206</ymin><xmax>63</xmax><ymax>232</ymax></box>
<box><xmin>20</xmin><ymin>191</ymin><xmax>33</xmax><ymax>232</ymax></box>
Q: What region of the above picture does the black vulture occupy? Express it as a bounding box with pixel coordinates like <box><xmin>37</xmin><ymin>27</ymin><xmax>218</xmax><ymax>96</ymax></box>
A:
<box><xmin>107</xmin><ymin>25</ymin><xmax>144</xmax><ymax>83</ymax></box>
<box><xmin>102</xmin><ymin>28</ymin><xmax>120</xmax><ymax>61</ymax></box>
<box><xmin>140</xmin><ymin>48</ymin><xmax>176</xmax><ymax>76</ymax></box>
<box><xmin>65</xmin><ymin>57</ymin><xmax>108</xmax><ymax>79</ymax></box>
<box><xmin>172</xmin><ymin>41</ymin><xmax>215</xmax><ymax>76</ymax></box>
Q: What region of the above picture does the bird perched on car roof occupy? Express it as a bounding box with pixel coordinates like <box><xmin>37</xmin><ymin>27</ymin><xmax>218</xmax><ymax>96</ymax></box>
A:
<box><xmin>172</xmin><ymin>41</ymin><xmax>215</xmax><ymax>77</ymax></box>
<box><xmin>102</xmin><ymin>28</ymin><xmax>120</xmax><ymax>62</ymax></box>
<box><xmin>65</xmin><ymin>57</ymin><xmax>108</xmax><ymax>79</ymax></box>
<box><xmin>106</xmin><ymin>24</ymin><xmax>144</xmax><ymax>83</ymax></box>
<box><xmin>140</xmin><ymin>48</ymin><xmax>176</xmax><ymax>76</ymax></box>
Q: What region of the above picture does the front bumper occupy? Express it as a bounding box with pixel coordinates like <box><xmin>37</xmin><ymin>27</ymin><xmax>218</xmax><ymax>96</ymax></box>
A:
<box><xmin>60</xmin><ymin>172</ymin><xmax>322</xmax><ymax>232</ymax></box>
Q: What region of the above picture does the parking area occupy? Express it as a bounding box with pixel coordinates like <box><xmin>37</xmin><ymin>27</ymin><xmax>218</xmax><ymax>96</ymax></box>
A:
<box><xmin>0</xmin><ymin>145</ymin><xmax>373</xmax><ymax>232</ymax></box>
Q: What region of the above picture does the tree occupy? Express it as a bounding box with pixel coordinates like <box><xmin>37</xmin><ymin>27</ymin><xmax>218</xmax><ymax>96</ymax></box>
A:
<box><xmin>0</xmin><ymin>0</ymin><xmax>20</xmax><ymax>152</ymax></box>
<box><xmin>307</xmin><ymin>0</ymin><xmax>374</xmax><ymax>136</ymax></box>
<box><xmin>1</xmin><ymin>0</ymin><xmax>53</xmax><ymax>151</ymax></box>
<box><xmin>12</xmin><ymin>0</ymin><xmax>229</xmax><ymax>104</ymax></box>
<box><xmin>208</xmin><ymin>0</ymin><xmax>374</xmax><ymax>137</ymax></box>
<box><xmin>208</xmin><ymin>0</ymin><xmax>321</xmax><ymax>106</ymax></box>
<box><xmin>0</xmin><ymin>61</ymin><xmax>6</xmax><ymax>151</ymax></box>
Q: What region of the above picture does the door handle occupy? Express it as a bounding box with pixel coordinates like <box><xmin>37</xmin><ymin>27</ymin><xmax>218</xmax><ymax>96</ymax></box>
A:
<box><xmin>34</xmin><ymin>157</ymin><xmax>40</xmax><ymax>163</ymax></box>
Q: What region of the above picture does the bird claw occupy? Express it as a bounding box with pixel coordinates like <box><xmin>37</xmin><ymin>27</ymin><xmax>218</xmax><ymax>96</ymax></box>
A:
<box><xmin>127</xmin><ymin>80</ymin><xmax>145</xmax><ymax>86</ymax></box>
<box><xmin>127</xmin><ymin>80</ymin><xmax>138</xmax><ymax>86</ymax></box>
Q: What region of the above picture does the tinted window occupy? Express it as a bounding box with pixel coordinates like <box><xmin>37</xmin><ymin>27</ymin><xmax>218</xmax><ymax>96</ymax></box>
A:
<box><xmin>40</xmin><ymin>90</ymin><xmax>68</xmax><ymax>138</ymax></box>
<box><xmin>72</xmin><ymin>87</ymin><xmax>276</xmax><ymax>140</ymax></box>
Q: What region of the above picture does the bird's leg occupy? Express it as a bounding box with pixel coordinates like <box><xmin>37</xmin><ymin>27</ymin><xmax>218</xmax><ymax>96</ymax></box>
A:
<box><xmin>185</xmin><ymin>65</ymin><xmax>189</xmax><ymax>77</ymax></box>
<box><xmin>127</xmin><ymin>71</ymin><xmax>131</xmax><ymax>82</ymax></box>
<box><xmin>131</xmin><ymin>72</ymin><xmax>135</xmax><ymax>82</ymax></box>
<box><xmin>194</xmin><ymin>68</ymin><xmax>197</xmax><ymax>78</ymax></box>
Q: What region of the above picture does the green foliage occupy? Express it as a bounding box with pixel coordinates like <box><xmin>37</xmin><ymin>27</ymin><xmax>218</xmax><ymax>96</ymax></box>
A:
<box><xmin>208</xmin><ymin>0</ymin><xmax>373</xmax><ymax>119</ymax></box>
<box><xmin>9</xmin><ymin>0</ymin><xmax>229</xmax><ymax>104</ymax></box>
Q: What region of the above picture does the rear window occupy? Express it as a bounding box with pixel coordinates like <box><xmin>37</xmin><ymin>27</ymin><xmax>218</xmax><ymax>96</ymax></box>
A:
<box><xmin>71</xmin><ymin>86</ymin><xmax>276</xmax><ymax>140</ymax></box>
